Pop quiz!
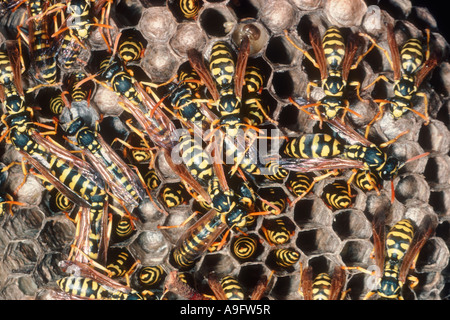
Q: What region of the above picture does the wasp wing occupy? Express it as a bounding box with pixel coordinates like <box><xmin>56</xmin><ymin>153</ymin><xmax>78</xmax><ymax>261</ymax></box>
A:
<box><xmin>300</xmin><ymin>265</ymin><xmax>314</xmax><ymax>300</ymax></box>
<box><xmin>250</xmin><ymin>275</ymin><xmax>269</xmax><ymax>300</ymax></box>
<box><xmin>279</xmin><ymin>157</ymin><xmax>364</xmax><ymax>172</ymax></box>
<box><xmin>398</xmin><ymin>214</ymin><xmax>436</xmax><ymax>283</ymax></box>
<box><xmin>387</xmin><ymin>23</ymin><xmax>401</xmax><ymax>81</ymax></box>
<box><xmin>174</xmin><ymin>209</ymin><xmax>227</xmax><ymax>262</ymax></box>
<box><xmin>341</xmin><ymin>32</ymin><xmax>362</xmax><ymax>81</ymax></box>
<box><xmin>234</xmin><ymin>36</ymin><xmax>250</xmax><ymax>99</ymax></box>
<box><xmin>309</xmin><ymin>27</ymin><xmax>328</xmax><ymax>81</ymax></box>
<box><xmin>89</xmin><ymin>132</ymin><xmax>146</xmax><ymax>205</ymax></box>
<box><xmin>415</xmin><ymin>55</ymin><xmax>438</xmax><ymax>88</ymax></box>
<box><xmin>324</xmin><ymin>117</ymin><xmax>372</xmax><ymax>147</ymax></box>
<box><xmin>4</xmin><ymin>40</ymin><xmax>24</xmax><ymax>96</ymax></box>
<box><xmin>188</xmin><ymin>48</ymin><xmax>220</xmax><ymax>101</ymax></box>
<box><xmin>60</xmin><ymin>260</ymin><xmax>134</xmax><ymax>294</ymax></box>
<box><xmin>371</xmin><ymin>210</ymin><xmax>386</xmax><ymax>274</ymax></box>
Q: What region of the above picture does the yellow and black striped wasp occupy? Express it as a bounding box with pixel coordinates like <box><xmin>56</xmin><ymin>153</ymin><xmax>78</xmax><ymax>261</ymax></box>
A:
<box><xmin>169</xmin><ymin>176</ymin><xmax>250</xmax><ymax>270</ymax></box>
<box><xmin>188</xmin><ymin>36</ymin><xmax>266</xmax><ymax>177</ymax></box>
<box><xmin>158</xmin><ymin>181</ymin><xmax>191</xmax><ymax>209</ymax></box>
<box><xmin>344</xmin><ymin>211</ymin><xmax>436</xmax><ymax>300</ymax></box>
<box><xmin>109</xmin><ymin>214</ymin><xmax>136</xmax><ymax>244</ymax></box>
<box><xmin>167</xmin><ymin>168</ymin><xmax>257</xmax><ymax>269</ymax></box>
<box><xmin>41</xmin><ymin>179</ymin><xmax>74</xmax><ymax>213</ymax></box>
<box><xmin>361</xmin><ymin>23</ymin><xmax>439</xmax><ymax>137</ymax></box>
<box><xmin>55</xmin><ymin>259</ymin><xmax>147</xmax><ymax>300</ymax></box>
<box><xmin>188</xmin><ymin>38</ymin><xmax>250</xmax><ymax>136</ymax></box>
<box><xmin>263</xmin><ymin>160</ymin><xmax>289</xmax><ymax>183</ymax></box>
<box><xmin>241</xmin><ymin>63</ymin><xmax>273</xmax><ymax>127</ymax></box>
<box><xmin>51</xmin><ymin>0</ymin><xmax>113</xmax><ymax>70</ymax></box>
<box><xmin>169</xmin><ymin>62</ymin><xmax>209</xmax><ymax>130</ymax></box>
<box><xmin>106</xmin><ymin>247</ymin><xmax>139</xmax><ymax>283</ymax></box>
<box><xmin>14</xmin><ymin>0</ymin><xmax>59</xmax><ymax>90</ymax></box>
<box><xmin>279</xmin><ymin>117</ymin><xmax>429</xmax><ymax>203</ymax></box>
<box><xmin>285</xmin><ymin>171</ymin><xmax>314</xmax><ymax>204</ymax></box>
<box><xmin>299</xmin><ymin>265</ymin><xmax>347</xmax><ymax>300</ymax></box>
<box><xmin>284</xmin><ymin>26</ymin><xmax>374</xmax><ymax>127</ymax></box>
<box><xmin>62</xmin><ymin>71</ymin><xmax>95</xmax><ymax>106</ymax></box>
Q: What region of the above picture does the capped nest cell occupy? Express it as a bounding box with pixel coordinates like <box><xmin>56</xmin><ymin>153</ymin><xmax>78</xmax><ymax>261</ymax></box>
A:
<box><xmin>0</xmin><ymin>0</ymin><xmax>450</xmax><ymax>301</ymax></box>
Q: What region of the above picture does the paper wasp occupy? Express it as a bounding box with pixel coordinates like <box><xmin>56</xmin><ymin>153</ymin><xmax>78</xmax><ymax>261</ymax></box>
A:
<box><xmin>109</xmin><ymin>214</ymin><xmax>136</xmax><ymax>244</ymax></box>
<box><xmin>279</xmin><ymin>117</ymin><xmax>429</xmax><ymax>202</ymax></box>
<box><xmin>344</xmin><ymin>211</ymin><xmax>436</xmax><ymax>299</ymax></box>
<box><xmin>187</xmin><ymin>36</ymin><xmax>268</xmax><ymax>177</ymax></box>
<box><xmin>168</xmin><ymin>0</ymin><xmax>203</xmax><ymax>22</ymax></box>
<box><xmin>263</xmin><ymin>160</ymin><xmax>289</xmax><ymax>182</ymax></box>
<box><xmin>169</xmin><ymin>62</ymin><xmax>208</xmax><ymax>129</ymax></box>
<box><xmin>0</xmin><ymin>45</ymin><xmax>109</xmax><ymax>262</ymax></box>
<box><xmin>15</xmin><ymin>0</ymin><xmax>59</xmax><ymax>89</ymax></box>
<box><xmin>51</xmin><ymin>0</ymin><xmax>113</xmax><ymax>70</ymax></box>
<box><xmin>361</xmin><ymin>24</ymin><xmax>438</xmax><ymax>137</ymax></box>
<box><xmin>42</xmin><ymin>180</ymin><xmax>74</xmax><ymax>213</ymax></box>
<box><xmin>284</xmin><ymin>26</ymin><xmax>375</xmax><ymax>127</ymax></box>
<box><xmin>169</xmin><ymin>185</ymin><xmax>248</xmax><ymax>270</ymax></box>
<box><xmin>106</xmin><ymin>247</ymin><xmax>138</xmax><ymax>280</ymax></box>
<box><xmin>299</xmin><ymin>265</ymin><xmax>347</xmax><ymax>300</ymax></box>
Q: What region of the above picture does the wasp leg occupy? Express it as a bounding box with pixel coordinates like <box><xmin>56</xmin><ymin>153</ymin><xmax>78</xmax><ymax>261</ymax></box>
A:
<box><xmin>284</xmin><ymin>30</ymin><xmax>319</xmax><ymax>68</ymax></box>
<box><xmin>359</xmin><ymin>32</ymin><xmax>395</xmax><ymax>72</ymax></box>
<box><xmin>413</xmin><ymin>92</ymin><xmax>430</xmax><ymax>125</ymax></box>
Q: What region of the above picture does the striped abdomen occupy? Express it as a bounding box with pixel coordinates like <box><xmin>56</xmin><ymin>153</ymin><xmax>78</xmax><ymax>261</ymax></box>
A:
<box><xmin>283</xmin><ymin>134</ymin><xmax>343</xmax><ymax>158</ymax></box>
<box><xmin>322</xmin><ymin>27</ymin><xmax>346</xmax><ymax>70</ymax></box>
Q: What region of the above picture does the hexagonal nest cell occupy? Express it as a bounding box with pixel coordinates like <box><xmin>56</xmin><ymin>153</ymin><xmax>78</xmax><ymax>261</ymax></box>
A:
<box><xmin>0</xmin><ymin>0</ymin><xmax>450</xmax><ymax>302</ymax></box>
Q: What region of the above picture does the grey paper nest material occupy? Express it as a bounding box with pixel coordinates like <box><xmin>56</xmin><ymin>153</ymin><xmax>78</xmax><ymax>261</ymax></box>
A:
<box><xmin>0</xmin><ymin>0</ymin><xmax>450</xmax><ymax>300</ymax></box>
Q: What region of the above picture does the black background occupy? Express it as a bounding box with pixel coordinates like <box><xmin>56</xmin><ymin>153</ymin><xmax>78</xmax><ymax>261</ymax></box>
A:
<box><xmin>411</xmin><ymin>1</ymin><xmax>450</xmax><ymax>40</ymax></box>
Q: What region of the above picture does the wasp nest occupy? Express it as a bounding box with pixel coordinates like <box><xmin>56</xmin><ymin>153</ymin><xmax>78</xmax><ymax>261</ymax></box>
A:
<box><xmin>0</xmin><ymin>0</ymin><xmax>450</xmax><ymax>301</ymax></box>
